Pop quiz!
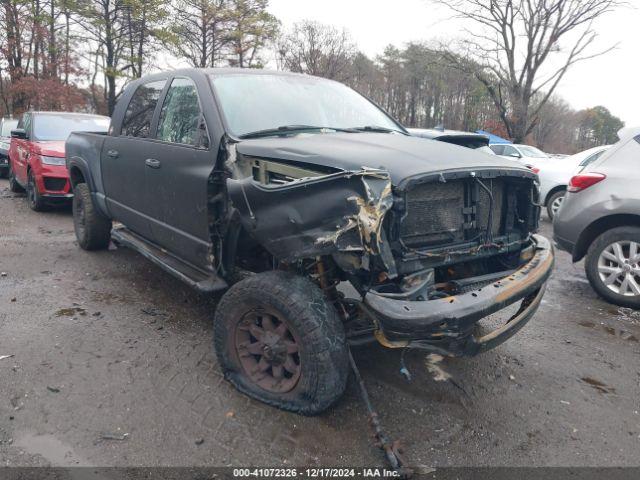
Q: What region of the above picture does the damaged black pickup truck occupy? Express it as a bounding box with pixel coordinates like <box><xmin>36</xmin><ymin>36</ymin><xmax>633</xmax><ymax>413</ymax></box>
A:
<box><xmin>66</xmin><ymin>68</ymin><xmax>554</xmax><ymax>415</ymax></box>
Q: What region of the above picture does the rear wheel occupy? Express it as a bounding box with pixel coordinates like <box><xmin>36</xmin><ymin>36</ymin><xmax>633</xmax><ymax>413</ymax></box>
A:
<box><xmin>585</xmin><ymin>227</ymin><xmax>640</xmax><ymax>308</ymax></box>
<box><xmin>214</xmin><ymin>270</ymin><xmax>349</xmax><ymax>415</ymax></box>
<box><xmin>27</xmin><ymin>170</ymin><xmax>46</xmax><ymax>211</ymax></box>
<box><xmin>73</xmin><ymin>183</ymin><xmax>112</xmax><ymax>250</ymax></box>
<box><xmin>8</xmin><ymin>161</ymin><xmax>24</xmax><ymax>193</ymax></box>
<box><xmin>546</xmin><ymin>190</ymin><xmax>565</xmax><ymax>220</ymax></box>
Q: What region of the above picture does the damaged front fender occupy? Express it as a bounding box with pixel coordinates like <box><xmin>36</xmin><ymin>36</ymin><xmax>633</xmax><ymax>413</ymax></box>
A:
<box><xmin>227</xmin><ymin>169</ymin><xmax>397</xmax><ymax>275</ymax></box>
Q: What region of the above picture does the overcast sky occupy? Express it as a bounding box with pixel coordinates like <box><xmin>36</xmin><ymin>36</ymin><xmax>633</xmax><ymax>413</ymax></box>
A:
<box><xmin>269</xmin><ymin>0</ymin><xmax>640</xmax><ymax>127</ymax></box>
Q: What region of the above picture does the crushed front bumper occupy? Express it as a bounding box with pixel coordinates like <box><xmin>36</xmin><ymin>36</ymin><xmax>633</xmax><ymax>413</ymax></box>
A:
<box><xmin>364</xmin><ymin>235</ymin><xmax>554</xmax><ymax>356</ymax></box>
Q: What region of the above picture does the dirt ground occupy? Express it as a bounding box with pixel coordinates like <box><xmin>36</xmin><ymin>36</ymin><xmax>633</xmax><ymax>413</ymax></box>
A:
<box><xmin>1</xmin><ymin>177</ymin><xmax>639</xmax><ymax>469</ymax></box>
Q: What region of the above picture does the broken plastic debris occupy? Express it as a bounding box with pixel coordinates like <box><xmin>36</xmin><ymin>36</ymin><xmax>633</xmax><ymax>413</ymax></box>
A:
<box><xmin>425</xmin><ymin>354</ymin><xmax>451</xmax><ymax>382</ymax></box>
<box><xmin>0</xmin><ymin>355</ymin><xmax>14</xmax><ymax>361</ymax></box>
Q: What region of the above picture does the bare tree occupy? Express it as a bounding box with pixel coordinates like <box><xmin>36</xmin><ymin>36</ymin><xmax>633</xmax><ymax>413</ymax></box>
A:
<box><xmin>434</xmin><ymin>0</ymin><xmax>624</xmax><ymax>142</ymax></box>
<box><xmin>531</xmin><ymin>95</ymin><xmax>576</xmax><ymax>152</ymax></box>
<box><xmin>277</xmin><ymin>20</ymin><xmax>357</xmax><ymax>81</ymax></box>
<box><xmin>169</xmin><ymin>0</ymin><xmax>230</xmax><ymax>68</ymax></box>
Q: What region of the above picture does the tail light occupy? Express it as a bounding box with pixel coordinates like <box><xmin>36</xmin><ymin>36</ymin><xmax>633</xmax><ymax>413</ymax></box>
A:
<box><xmin>568</xmin><ymin>173</ymin><xmax>606</xmax><ymax>192</ymax></box>
<box><xmin>530</xmin><ymin>167</ymin><xmax>540</xmax><ymax>174</ymax></box>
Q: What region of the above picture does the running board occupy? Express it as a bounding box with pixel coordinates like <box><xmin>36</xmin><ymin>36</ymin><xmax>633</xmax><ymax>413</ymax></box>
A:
<box><xmin>111</xmin><ymin>227</ymin><xmax>227</xmax><ymax>293</ymax></box>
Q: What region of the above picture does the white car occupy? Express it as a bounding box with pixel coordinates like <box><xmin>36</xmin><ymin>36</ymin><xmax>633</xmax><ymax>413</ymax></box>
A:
<box><xmin>489</xmin><ymin>143</ymin><xmax>549</xmax><ymax>164</ymax></box>
<box><xmin>536</xmin><ymin>145</ymin><xmax>611</xmax><ymax>219</ymax></box>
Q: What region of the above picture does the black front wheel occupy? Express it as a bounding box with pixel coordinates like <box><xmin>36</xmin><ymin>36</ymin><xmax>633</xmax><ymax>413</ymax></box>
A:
<box><xmin>214</xmin><ymin>271</ymin><xmax>349</xmax><ymax>415</ymax></box>
<box><xmin>8</xmin><ymin>161</ymin><xmax>24</xmax><ymax>193</ymax></box>
<box><xmin>27</xmin><ymin>170</ymin><xmax>46</xmax><ymax>211</ymax></box>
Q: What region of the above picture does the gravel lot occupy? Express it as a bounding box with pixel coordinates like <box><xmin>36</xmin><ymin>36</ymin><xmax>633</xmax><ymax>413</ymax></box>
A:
<box><xmin>1</xmin><ymin>177</ymin><xmax>639</xmax><ymax>469</ymax></box>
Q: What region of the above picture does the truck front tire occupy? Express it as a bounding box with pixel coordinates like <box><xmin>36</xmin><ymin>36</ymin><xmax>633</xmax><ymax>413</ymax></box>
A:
<box><xmin>214</xmin><ymin>271</ymin><xmax>349</xmax><ymax>415</ymax></box>
<box><xmin>73</xmin><ymin>183</ymin><xmax>112</xmax><ymax>250</ymax></box>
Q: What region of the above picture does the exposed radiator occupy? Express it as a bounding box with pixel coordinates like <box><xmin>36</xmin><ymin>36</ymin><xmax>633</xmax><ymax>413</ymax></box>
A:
<box><xmin>400</xmin><ymin>179</ymin><xmax>505</xmax><ymax>248</ymax></box>
<box><xmin>401</xmin><ymin>182</ymin><xmax>465</xmax><ymax>247</ymax></box>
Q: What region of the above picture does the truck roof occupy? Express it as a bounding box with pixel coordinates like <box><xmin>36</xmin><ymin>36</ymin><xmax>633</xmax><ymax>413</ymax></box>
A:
<box><xmin>27</xmin><ymin>111</ymin><xmax>109</xmax><ymax>118</ymax></box>
<box><xmin>131</xmin><ymin>67</ymin><xmax>342</xmax><ymax>85</ymax></box>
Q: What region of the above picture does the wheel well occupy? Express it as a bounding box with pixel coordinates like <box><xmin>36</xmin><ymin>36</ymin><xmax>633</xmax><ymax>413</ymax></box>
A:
<box><xmin>574</xmin><ymin>214</ymin><xmax>640</xmax><ymax>262</ymax></box>
<box><xmin>544</xmin><ymin>185</ymin><xmax>566</xmax><ymax>206</ymax></box>
<box><xmin>69</xmin><ymin>166</ymin><xmax>86</xmax><ymax>187</ymax></box>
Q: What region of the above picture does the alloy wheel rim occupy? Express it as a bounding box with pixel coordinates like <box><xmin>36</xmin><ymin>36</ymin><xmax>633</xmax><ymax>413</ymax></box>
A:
<box><xmin>234</xmin><ymin>310</ymin><xmax>301</xmax><ymax>393</ymax></box>
<box><xmin>597</xmin><ymin>241</ymin><xmax>640</xmax><ymax>297</ymax></box>
<box><xmin>551</xmin><ymin>195</ymin><xmax>564</xmax><ymax>216</ymax></box>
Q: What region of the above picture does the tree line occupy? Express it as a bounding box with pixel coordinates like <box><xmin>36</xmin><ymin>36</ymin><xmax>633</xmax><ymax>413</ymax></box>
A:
<box><xmin>0</xmin><ymin>0</ymin><xmax>625</xmax><ymax>153</ymax></box>
<box><xmin>0</xmin><ymin>0</ymin><xmax>278</xmax><ymax>114</ymax></box>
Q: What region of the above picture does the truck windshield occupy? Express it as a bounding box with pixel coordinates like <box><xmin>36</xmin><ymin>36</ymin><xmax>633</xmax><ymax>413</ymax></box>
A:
<box><xmin>33</xmin><ymin>114</ymin><xmax>110</xmax><ymax>141</ymax></box>
<box><xmin>209</xmin><ymin>73</ymin><xmax>403</xmax><ymax>138</ymax></box>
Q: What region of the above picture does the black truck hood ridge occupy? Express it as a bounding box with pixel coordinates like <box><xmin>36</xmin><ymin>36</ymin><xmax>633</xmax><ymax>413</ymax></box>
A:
<box><xmin>236</xmin><ymin>132</ymin><xmax>529</xmax><ymax>185</ymax></box>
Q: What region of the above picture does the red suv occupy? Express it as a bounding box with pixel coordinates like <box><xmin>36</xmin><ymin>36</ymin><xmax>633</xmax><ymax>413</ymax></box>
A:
<box><xmin>8</xmin><ymin>111</ymin><xmax>110</xmax><ymax>211</ymax></box>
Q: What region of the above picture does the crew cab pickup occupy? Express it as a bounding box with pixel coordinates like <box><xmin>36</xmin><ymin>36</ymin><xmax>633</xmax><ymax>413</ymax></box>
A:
<box><xmin>66</xmin><ymin>68</ymin><xmax>554</xmax><ymax>415</ymax></box>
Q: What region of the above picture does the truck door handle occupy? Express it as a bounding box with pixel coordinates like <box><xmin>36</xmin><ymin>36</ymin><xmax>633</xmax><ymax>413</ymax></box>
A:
<box><xmin>107</xmin><ymin>150</ymin><xmax>119</xmax><ymax>158</ymax></box>
<box><xmin>145</xmin><ymin>158</ymin><xmax>161</xmax><ymax>169</ymax></box>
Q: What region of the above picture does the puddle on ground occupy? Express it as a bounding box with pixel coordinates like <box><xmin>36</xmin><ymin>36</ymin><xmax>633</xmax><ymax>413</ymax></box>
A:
<box><xmin>580</xmin><ymin>377</ymin><xmax>616</xmax><ymax>394</ymax></box>
<box><xmin>578</xmin><ymin>320</ymin><xmax>638</xmax><ymax>343</ymax></box>
<box><xmin>15</xmin><ymin>433</ymin><xmax>85</xmax><ymax>466</ymax></box>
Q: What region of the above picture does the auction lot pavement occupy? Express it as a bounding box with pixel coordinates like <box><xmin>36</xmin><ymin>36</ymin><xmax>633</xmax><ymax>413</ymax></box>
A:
<box><xmin>1</xmin><ymin>177</ymin><xmax>639</xmax><ymax>469</ymax></box>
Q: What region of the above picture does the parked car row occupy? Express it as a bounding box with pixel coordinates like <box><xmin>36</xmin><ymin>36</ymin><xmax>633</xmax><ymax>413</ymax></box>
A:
<box><xmin>6</xmin><ymin>112</ymin><xmax>109</xmax><ymax>210</ymax></box>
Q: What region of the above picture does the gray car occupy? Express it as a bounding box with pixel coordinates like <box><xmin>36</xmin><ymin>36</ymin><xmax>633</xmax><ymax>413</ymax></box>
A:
<box><xmin>0</xmin><ymin>117</ymin><xmax>18</xmax><ymax>177</ymax></box>
<box><xmin>554</xmin><ymin>127</ymin><xmax>640</xmax><ymax>308</ymax></box>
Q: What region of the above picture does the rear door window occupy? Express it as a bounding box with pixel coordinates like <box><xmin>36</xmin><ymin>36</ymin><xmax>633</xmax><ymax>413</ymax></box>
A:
<box><xmin>121</xmin><ymin>80</ymin><xmax>166</xmax><ymax>138</ymax></box>
<box><xmin>502</xmin><ymin>145</ymin><xmax>519</xmax><ymax>157</ymax></box>
<box><xmin>156</xmin><ymin>77</ymin><xmax>209</xmax><ymax>148</ymax></box>
<box><xmin>489</xmin><ymin>145</ymin><xmax>504</xmax><ymax>155</ymax></box>
<box><xmin>579</xmin><ymin>149</ymin><xmax>606</xmax><ymax>168</ymax></box>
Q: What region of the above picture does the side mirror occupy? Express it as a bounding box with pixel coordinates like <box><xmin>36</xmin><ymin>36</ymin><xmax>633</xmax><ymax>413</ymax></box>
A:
<box><xmin>11</xmin><ymin>128</ymin><xmax>27</xmax><ymax>139</ymax></box>
<box><xmin>509</xmin><ymin>152</ymin><xmax>521</xmax><ymax>158</ymax></box>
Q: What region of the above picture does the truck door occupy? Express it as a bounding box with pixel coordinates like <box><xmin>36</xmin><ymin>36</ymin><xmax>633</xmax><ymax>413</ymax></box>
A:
<box><xmin>143</xmin><ymin>77</ymin><xmax>215</xmax><ymax>269</ymax></box>
<box><xmin>101</xmin><ymin>79</ymin><xmax>167</xmax><ymax>240</ymax></box>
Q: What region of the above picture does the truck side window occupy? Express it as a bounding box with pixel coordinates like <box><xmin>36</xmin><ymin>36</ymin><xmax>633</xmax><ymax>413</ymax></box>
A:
<box><xmin>490</xmin><ymin>145</ymin><xmax>504</xmax><ymax>155</ymax></box>
<box><xmin>156</xmin><ymin>77</ymin><xmax>209</xmax><ymax>148</ymax></box>
<box><xmin>121</xmin><ymin>80</ymin><xmax>166</xmax><ymax>138</ymax></box>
